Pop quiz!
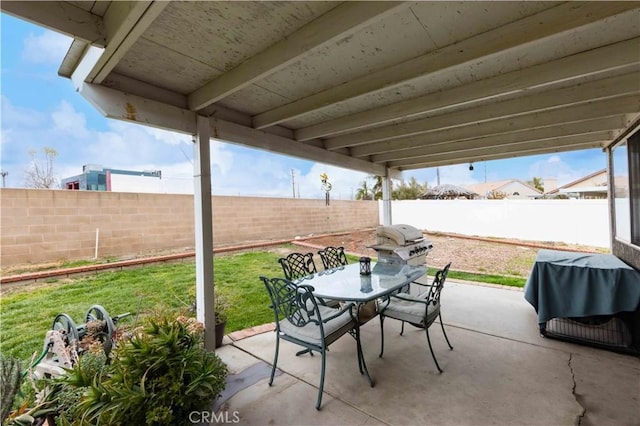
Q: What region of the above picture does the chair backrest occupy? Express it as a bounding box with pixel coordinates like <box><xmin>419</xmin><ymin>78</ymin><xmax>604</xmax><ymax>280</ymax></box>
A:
<box><xmin>427</xmin><ymin>262</ymin><xmax>452</xmax><ymax>306</ymax></box>
<box><xmin>278</xmin><ymin>252</ymin><xmax>317</xmax><ymax>280</ymax></box>
<box><xmin>260</xmin><ymin>276</ymin><xmax>321</xmax><ymax>329</ymax></box>
<box><xmin>317</xmin><ymin>246</ymin><xmax>348</xmax><ymax>269</ymax></box>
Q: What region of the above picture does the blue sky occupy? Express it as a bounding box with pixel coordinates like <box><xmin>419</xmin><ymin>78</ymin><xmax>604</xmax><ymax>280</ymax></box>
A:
<box><xmin>1</xmin><ymin>14</ymin><xmax>608</xmax><ymax>198</ymax></box>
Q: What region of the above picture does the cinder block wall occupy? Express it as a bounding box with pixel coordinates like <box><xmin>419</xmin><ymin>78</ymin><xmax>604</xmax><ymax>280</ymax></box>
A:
<box><xmin>0</xmin><ymin>189</ymin><xmax>378</xmax><ymax>267</ymax></box>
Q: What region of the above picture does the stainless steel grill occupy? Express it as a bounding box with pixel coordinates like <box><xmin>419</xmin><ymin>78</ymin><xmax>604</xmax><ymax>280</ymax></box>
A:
<box><xmin>369</xmin><ymin>224</ymin><xmax>433</xmax><ymax>267</ymax></box>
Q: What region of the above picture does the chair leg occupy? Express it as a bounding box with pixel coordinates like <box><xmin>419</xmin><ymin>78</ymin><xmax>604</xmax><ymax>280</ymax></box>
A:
<box><xmin>378</xmin><ymin>315</ymin><xmax>385</xmax><ymax>358</ymax></box>
<box><xmin>316</xmin><ymin>347</ymin><xmax>326</xmax><ymax>410</ymax></box>
<box><xmin>425</xmin><ymin>327</ymin><xmax>443</xmax><ymax>373</ymax></box>
<box><xmin>269</xmin><ymin>335</ymin><xmax>280</xmax><ymax>386</ymax></box>
<box><xmin>439</xmin><ymin>313</ymin><xmax>453</xmax><ymax>350</ymax></box>
<box><xmin>400</xmin><ymin>320</ymin><xmax>405</xmax><ymax>336</ymax></box>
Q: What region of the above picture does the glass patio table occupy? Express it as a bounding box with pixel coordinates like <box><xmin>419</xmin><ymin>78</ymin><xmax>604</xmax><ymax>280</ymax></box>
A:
<box><xmin>294</xmin><ymin>261</ymin><xmax>427</xmax><ymax>385</ymax></box>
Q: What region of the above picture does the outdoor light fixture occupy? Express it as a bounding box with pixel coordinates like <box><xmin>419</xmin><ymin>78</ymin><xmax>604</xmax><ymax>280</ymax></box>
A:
<box><xmin>359</xmin><ymin>256</ymin><xmax>371</xmax><ymax>275</ymax></box>
<box><xmin>469</xmin><ymin>162</ymin><xmax>474</xmax><ymax>171</ymax></box>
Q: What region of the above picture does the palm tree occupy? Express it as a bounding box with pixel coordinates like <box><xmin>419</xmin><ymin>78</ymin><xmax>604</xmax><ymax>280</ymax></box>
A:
<box><xmin>393</xmin><ymin>177</ymin><xmax>428</xmax><ymax>200</ymax></box>
<box><xmin>527</xmin><ymin>177</ymin><xmax>544</xmax><ymax>192</ymax></box>
<box><xmin>370</xmin><ymin>175</ymin><xmax>396</xmax><ymax>200</ymax></box>
<box><xmin>355</xmin><ymin>181</ymin><xmax>372</xmax><ymax>200</ymax></box>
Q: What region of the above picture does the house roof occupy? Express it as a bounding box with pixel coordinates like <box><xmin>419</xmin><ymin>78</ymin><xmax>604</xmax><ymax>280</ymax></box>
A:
<box><xmin>2</xmin><ymin>1</ymin><xmax>639</xmax><ymax>176</ymax></box>
<box><xmin>547</xmin><ymin>169</ymin><xmax>606</xmax><ymax>194</ymax></box>
<box><xmin>466</xmin><ymin>180</ymin><xmax>541</xmax><ymax>196</ymax></box>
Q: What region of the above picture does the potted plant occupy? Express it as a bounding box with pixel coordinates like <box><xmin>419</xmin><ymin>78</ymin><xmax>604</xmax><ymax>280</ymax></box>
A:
<box><xmin>215</xmin><ymin>294</ymin><xmax>229</xmax><ymax>348</ymax></box>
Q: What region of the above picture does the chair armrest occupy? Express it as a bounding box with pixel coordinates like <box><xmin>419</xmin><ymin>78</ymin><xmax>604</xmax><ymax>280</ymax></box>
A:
<box><xmin>391</xmin><ymin>292</ymin><xmax>431</xmax><ymax>305</ymax></box>
<box><xmin>322</xmin><ymin>302</ymin><xmax>355</xmax><ymax>323</ymax></box>
<box><xmin>410</xmin><ymin>276</ymin><xmax>431</xmax><ymax>288</ymax></box>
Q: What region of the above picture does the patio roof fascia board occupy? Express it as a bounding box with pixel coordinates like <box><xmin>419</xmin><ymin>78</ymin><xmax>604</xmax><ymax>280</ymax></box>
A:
<box><xmin>0</xmin><ymin>0</ymin><xmax>106</xmax><ymax>46</ymax></box>
<box><xmin>188</xmin><ymin>1</ymin><xmax>406</xmax><ymax>112</ymax></box>
<box><xmin>80</xmin><ymin>83</ymin><xmax>197</xmax><ymax>135</ymax></box>
<box><xmin>209</xmin><ymin>118</ymin><xmax>395</xmax><ymax>178</ymax></box>
<box><xmin>58</xmin><ymin>39</ymin><xmax>90</xmax><ymax>78</ymax></box>
<box><xmin>309</xmin><ymin>37</ymin><xmax>640</xmax><ymax>145</ymax></box>
<box><xmin>74</xmin><ymin>79</ymin><xmax>395</xmax><ymax>178</ymax></box>
<box><xmin>269</xmin><ymin>2</ymin><xmax>638</xmax><ymax>135</ymax></box>
<box><xmin>325</xmin><ymin>72</ymin><xmax>640</xmax><ymax>149</ymax></box>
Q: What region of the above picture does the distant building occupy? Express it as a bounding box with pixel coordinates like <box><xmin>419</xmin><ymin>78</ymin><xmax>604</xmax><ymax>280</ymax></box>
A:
<box><xmin>545</xmin><ymin>169</ymin><xmax>627</xmax><ymax>199</ymax></box>
<box><xmin>62</xmin><ymin>164</ymin><xmax>162</xmax><ymax>192</ymax></box>
<box><xmin>465</xmin><ymin>179</ymin><xmax>541</xmax><ymax>199</ymax></box>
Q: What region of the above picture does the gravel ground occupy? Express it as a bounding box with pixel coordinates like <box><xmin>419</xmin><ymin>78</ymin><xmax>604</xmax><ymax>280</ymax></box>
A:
<box><xmin>304</xmin><ymin>229</ymin><xmax>606</xmax><ymax>278</ymax></box>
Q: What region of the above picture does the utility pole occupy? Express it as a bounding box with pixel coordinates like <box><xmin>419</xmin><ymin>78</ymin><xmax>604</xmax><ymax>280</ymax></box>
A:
<box><xmin>291</xmin><ymin>169</ymin><xmax>296</xmax><ymax>198</ymax></box>
<box><xmin>436</xmin><ymin>167</ymin><xmax>440</xmax><ymax>185</ymax></box>
<box><xmin>0</xmin><ymin>170</ymin><xmax>7</xmax><ymax>188</ymax></box>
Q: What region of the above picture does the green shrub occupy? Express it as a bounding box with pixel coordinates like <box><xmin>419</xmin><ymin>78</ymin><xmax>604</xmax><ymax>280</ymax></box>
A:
<box><xmin>1</xmin><ymin>357</ymin><xmax>22</xmax><ymax>422</ymax></box>
<box><xmin>31</xmin><ymin>314</ymin><xmax>227</xmax><ymax>425</ymax></box>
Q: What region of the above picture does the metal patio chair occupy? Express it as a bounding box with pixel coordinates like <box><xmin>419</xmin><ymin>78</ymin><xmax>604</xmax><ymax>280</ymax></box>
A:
<box><xmin>377</xmin><ymin>262</ymin><xmax>453</xmax><ymax>372</ymax></box>
<box><xmin>317</xmin><ymin>246</ymin><xmax>349</xmax><ymax>270</ymax></box>
<box><xmin>279</xmin><ymin>252</ymin><xmax>340</xmax><ymax>308</ymax></box>
<box><xmin>278</xmin><ymin>252</ymin><xmax>317</xmax><ymax>280</ymax></box>
<box><xmin>260</xmin><ymin>276</ymin><xmax>366</xmax><ymax>410</ymax></box>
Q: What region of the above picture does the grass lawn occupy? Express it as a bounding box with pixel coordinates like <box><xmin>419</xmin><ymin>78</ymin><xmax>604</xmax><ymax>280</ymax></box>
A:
<box><xmin>0</xmin><ymin>250</ymin><xmax>283</xmax><ymax>363</ymax></box>
<box><xmin>0</xmin><ymin>249</ymin><xmax>525</xmax><ymax>364</ymax></box>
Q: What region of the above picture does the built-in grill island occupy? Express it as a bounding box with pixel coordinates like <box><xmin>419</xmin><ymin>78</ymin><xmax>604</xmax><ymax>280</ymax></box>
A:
<box><xmin>369</xmin><ymin>224</ymin><xmax>433</xmax><ymax>267</ymax></box>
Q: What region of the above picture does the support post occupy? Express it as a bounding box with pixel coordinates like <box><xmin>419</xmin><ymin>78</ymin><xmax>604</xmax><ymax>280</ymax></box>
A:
<box><xmin>193</xmin><ymin>115</ymin><xmax>216</xmax><ymax>351</ymax></box>
<box><xmin>382</xmin><ymin>172</ymin><xmax>392</xmax><ymax>226</ymax></box>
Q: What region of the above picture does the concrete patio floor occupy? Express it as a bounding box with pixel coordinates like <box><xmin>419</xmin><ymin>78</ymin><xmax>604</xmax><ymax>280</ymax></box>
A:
<box><xmin>211</xmin><ymin>281</ymin><xmax>639</xmax><ymax>426</ymax></box>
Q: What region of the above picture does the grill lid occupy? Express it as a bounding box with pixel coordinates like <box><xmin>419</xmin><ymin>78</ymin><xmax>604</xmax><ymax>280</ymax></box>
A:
<box><xmin>375</xmin><ymin>224</ymin><xmax>424</xmax><ymax>246</ymax></box>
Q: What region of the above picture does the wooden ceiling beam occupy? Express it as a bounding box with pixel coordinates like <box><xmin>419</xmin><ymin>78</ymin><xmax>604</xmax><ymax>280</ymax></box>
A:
<box><xmin>254</xmin><ymin>2</ymin><xmax>637</xmax><ymax>133</ymax></box>
<box><xmin>188</xmin><ymin>2</ymin><xmax>406</xmax><ymax>111</ymax></box>
<box><xmin>391</xmin><ymin>138</ymin><xmax>607</xmax><ymax>170</ymax></box>
<box><xmin>328</xmin><ymin>73</ymin><xmax>640</xmax><ymax>149</ymax></box>
<box><xmin>296</xmin><ymin>38</ymin><xmax>640</xmax><ymax>142</ymax></box>
<box><xmin>89</xmin><ymin>1</ymin><xmax>169</xmax><ymax>84</ymax></box>
<box><xmin>0</xmin><ymin>0</ymin><xmax>106</xmax><ymax>46</ymax></box>
<box><xmin>371</xmin><ymin>117</ymin><xmax>628</xmax><ymax>163</ymax></box>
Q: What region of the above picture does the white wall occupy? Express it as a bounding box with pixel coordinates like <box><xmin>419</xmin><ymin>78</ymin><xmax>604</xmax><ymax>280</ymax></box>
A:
<box><xmin>383</xmin><ymin>199</ymin><xmax>610</xmax><ymax>248</ymax></box>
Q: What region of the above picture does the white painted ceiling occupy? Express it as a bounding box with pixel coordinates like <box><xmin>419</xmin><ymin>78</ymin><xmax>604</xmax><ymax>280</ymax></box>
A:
<box><xmin>3</xmin><ymin>1</ymin><xmax>639</xmax><ymax>176</ymax></box>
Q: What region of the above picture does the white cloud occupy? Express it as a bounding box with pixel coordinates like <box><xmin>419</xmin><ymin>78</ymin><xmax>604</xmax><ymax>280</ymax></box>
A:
<box><xmin>298</xmin><ymin>164</ymin><xmax>368</xmax><ymax>200</ymax></box>
<box><xmin>142</xmin><ymin>127</ymin><xmax>191</xmax><ymax>146</ymax></box>
<box><xmin>0</xmin><ymin>94</ymin><xmax>47</xmax><ymax>128</ymax></box>
<box><xmin>434</xmin><ymin>164</ymin><xmax>477</xmax><ymax>186</ymax></box>
<box><xmin>22</xmin><ymin>31</ymin><xmax>71</xmax><ymax>66</ymax></box>
<box><xmin>528</xmin><ymin>156</ymin><xmax>580</xmax><ymax>186</ymax></box>
<box><xmin>210</xmin><ymin>141</ymin><xmax>235</xmax><ymax>176</ymax></box>
<box><xmin>51</xmin><ymin>100</ymin><xmax>89</xmax><ymax>138</ymax></box>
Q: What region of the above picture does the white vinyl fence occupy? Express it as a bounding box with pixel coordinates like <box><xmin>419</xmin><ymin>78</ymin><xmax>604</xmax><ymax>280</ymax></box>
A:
<box><xmin>383</xmin><ymin>199</ymin><xmax>610</xmax><ymax>248</ymax></box>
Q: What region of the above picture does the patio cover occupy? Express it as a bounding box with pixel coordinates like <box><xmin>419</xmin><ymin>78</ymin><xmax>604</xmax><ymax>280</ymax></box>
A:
<box><xmin>3</xmin><ymin>1</ymin><xmax>639</xmax><ymax>349</ymax></box>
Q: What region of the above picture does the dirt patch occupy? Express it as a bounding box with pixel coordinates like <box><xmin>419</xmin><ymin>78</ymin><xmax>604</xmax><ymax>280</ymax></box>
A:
<box><xmin>1</xmin><ymin>229</ymin><xmax>607</xmax><ymax>283</ymax></box>
<box><xmin>303</xmin><ymin>229</ymin><xmax>606</xmax><ymax>278</ymax></box>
